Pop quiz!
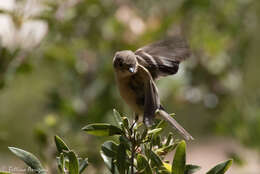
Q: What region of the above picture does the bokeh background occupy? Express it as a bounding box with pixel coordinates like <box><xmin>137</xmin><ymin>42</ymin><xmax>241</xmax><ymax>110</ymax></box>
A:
<box><xmin>0</xmin><ymin>0</ymin><xmax>260</xmax><ymax>173</ymax></box>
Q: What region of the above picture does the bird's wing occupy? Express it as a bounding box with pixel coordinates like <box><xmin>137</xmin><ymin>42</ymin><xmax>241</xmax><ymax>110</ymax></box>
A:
<box><xmin>135</xmin><ymin>35</ymin><xmax>190</xmax><ymax>80</ymax></box>
<box><xmin>138</xmin><ymin>64</ymin><xmax>160</xmax><ymax>126</ymax></box>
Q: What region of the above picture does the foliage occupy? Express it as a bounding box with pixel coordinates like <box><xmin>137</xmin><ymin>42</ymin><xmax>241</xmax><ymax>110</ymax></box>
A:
<box><xmin>0</xmin><ymin>110</ymin><xmax>232</xmax><ymax>174</ymax></box>
<box><xmin>1</xmin><ymin>135</ymin><xmax>88</xmax><ymax>174</ymax></box>
<box><xmin>83</xmin><ymin>110</ymin><xmax>232</xmax><ymax>174</ymax></box>
<box><xmin>0</xmin><ymin>0</ymin><xmax>259</xmax><ymax>172</ymax></box>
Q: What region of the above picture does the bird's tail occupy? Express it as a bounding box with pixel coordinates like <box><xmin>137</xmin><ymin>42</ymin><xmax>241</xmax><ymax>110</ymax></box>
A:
<box><xmin>156</xmin><ymin>109</ymin><xmax>194</xmax><ymax>140</ymax></box>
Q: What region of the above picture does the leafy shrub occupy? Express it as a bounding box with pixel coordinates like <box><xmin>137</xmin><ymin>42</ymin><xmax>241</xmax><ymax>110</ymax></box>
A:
<box><xmin>0</xmin><ymin>109</ymin><xmax>232</xmax><ymax>174</ymax></box>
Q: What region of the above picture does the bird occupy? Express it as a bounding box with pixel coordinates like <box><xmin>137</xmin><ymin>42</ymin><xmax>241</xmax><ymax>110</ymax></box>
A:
<box><xmin>113</xmin><ymin>35</ymin><xmax>193</xmax><ymax>140</ymax></box>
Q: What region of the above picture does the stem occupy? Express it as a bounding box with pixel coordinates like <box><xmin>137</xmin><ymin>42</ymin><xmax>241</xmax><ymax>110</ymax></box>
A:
<box><xmin>130</xmin><ymin>125</ymin><xmax>136</xmax><ymax>174</ymax></box>
<box><xmin>131</xmin><ymin>142</ymin><xmax>135</xmax><ymax>174</ymax></box>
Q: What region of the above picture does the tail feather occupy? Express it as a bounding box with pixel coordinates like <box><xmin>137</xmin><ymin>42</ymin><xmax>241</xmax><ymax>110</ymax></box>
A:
<box><xmin>156</xmin><ymin>109</ymin><xmax>194</xmax><ymax>140</ymax></box>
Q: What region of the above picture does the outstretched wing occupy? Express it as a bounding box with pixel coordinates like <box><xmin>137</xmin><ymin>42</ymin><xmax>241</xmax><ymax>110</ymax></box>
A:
<box><xmin>138</xmin><ymin>65</ymin><xmax>160</xmax><ymax>126</ymax></box>
<box><xmin>135</xmin><ymin>35</ymin><xmax>190</xmax><ymax>80</ymax></box>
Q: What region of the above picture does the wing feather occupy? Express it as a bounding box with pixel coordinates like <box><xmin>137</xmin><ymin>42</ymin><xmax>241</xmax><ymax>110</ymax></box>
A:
<box><xmin>135</xmin><ymin>35</ymin><xmax>190</xmax><ymax>79</ymax></box>
<box><xmin>138</xmin><ymin>65</ymin><xmax>160</xmax><ymax>126</ymax></box>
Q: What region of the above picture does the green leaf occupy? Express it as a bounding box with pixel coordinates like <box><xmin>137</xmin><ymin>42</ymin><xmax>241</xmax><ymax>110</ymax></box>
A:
<box><xmin>156</xmin><ymin>120</ymin><xmax>167</xmax><ymax>129</ymax></box>
<box><xmin>54</xmin><ymin>135</ymin><xmax>70</xmax><ymax>153</ymax></box>
<box><xmin>79</xmin><ymin>158</ymin><xmax>88</xmax><ymax>174</ymax></box>
<box><xmin>116</xmin><ymin>143</ymin><xmax>127</xmax><ymax>174</ymax></box>
<box><xmin>148</xmin><ymin>128</ymin><xmax>163</xmax><ymax>135</ymax></box>
<box><xmin>137</xmin><ymin>154</ymin><xmax>152</xmax><ymax>174</ymax></box>
<box><xmin>100</xmin><ymin>151</ymin><xmax>120</xmax><ymax>174</ymax></box>
<box><xmin>8</xmin><ymin>147</ymin><xmax>46</xmax><ymax>174</ymax></box>
<box><xmin>206</xmin><ymin>160</ymin><xmax>233</xmax><ymax>174</ymax></box>
<box><xmin>122</xmin><ymin>117</ymin><xmax>130</xmax><ymax>130</ymax></box>
<box><xmin>101</xmin><ymin>141</ymin><xmax>118</xmax><ymax>158</ymax></box>
<box><xmin>113</xmin><ymin>109</ymin><xmax>123</xmax><ymax>127</ymax></box>
<box><xmin>57</xmin><ymin>153</ymin><xmax>65</xmax><ymax>173</ymax></box>
<box><xmin>163</xmin><ymin>162</ymin><xmax>172</xmax><ymax>173</ymax></box>
<box><xmin>141</xmin><ymin>127</ymin><xmax>148</xmax><ymax>141</ymax></box>
<box><xmin>82</xmin><ymin>123</ymin><xmax>122</xmax><ymax>136</ymax></box>
<box><xmin>184</xmin><ymin>165</ymin><xmax>201</xmax><ymax>174</ymax></box>
<box><xmin>169</xmin><ymin>113</ymin><xmax>176</xmax><ymax>117</ymax></box>
<box><xmin>68</xmin><ymin>151</ymin><xmax>79</xmax><ymax>174</ymax></box>
<box><xmin>172</xmin><ymin>141</ymin><xmax>186</xmax><ymax>174</ymax></box>
<box><xmin>152</xmin><ymin>135</ymin><xmax>163</xmax><ymax>147</ymax></box>
<box><xmin>100</xmin><ymin>151</ymin><xmax>113</xmax><ymax>171</ymax></box>
<box><xmin>148</xmin><ymin>149</ymin><xmax>163</xmax><ymax>168</ymax></box>
<box><xmin>0</xmin><ymin>172</ymin><xmax>12</xmax><ymax>174</ymax></box>
<box><xmin>165</xmin><ymin>133</ymin><xmax>174</xmax><ymax>146</ymax></box>
<box><xmin>156</xmin><ymin>144</ymin><xmax>177</xmax><ymax>156</ymax></box>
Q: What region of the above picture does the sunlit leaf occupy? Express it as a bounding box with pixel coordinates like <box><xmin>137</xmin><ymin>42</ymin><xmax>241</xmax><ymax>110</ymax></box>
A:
<box><xmin>148</xmin><ymin>128</ymin><xmax>162</xmax><ymax>135</ymax></box>
<box><xmin>54</xmin><ymin>135</ymin><xmax>70</xmax><ymax>153</ymax></box>
<box><xmin>113</xmin><ymin>109</ymin><xmax>123</xmax><ymax>127</ymax></box>
<box><xmin>82</xmin><ymin>123</ymin><xmax>122</xmax><ymax>136</ymax></box>
<box><xmin>172</xmin><ymin>141</ymin><xmax>186</xmax><ymax>174</ymax></box>
<box><xmin>163</xmin><ymin>162</ymin><xmax>172</xmax><ymax>173</ymax></box>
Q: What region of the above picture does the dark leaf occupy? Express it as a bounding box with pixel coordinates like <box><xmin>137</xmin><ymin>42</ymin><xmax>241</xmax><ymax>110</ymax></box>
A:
<box><xmin>184</xmin><ymin>164</ymin><xmax>201</xmax><ymax>174</ymax></box>
<box><xmin>206</xmin><ymin>160</ymin><xmax>233</xmax><ymax>174</ymax></box>
<box><xmin>100</xmin><ymin>151</ymin><xmax>120</xmax><ymax>174</ymax></box>
<box><xmin>101</xmin><ymin>141</ymin><xmax>118</xmax><ymax>158</ymax></box>
<box><xmin>148</xmin><ymin>149</ymin><xmax>163</xmax><ymax>168</ymax></box>
<box><xmin>122</xmin><ymin>117</ymin><xmax>130</xmax><ymax>130</ymax></box>
<box><xmin>137</xmin><ymin>154</ymin><xmax>152</xmax><ymax>174</ymax></box>
<box><xmin>141</xmin><ymin>127</ymin><xmax>148</xmax><ymax>141</ymax></box>
<box><xmin>116</xmin><ymin>143</ymin><xmax>127</xmax><ymax>174</ymax></box>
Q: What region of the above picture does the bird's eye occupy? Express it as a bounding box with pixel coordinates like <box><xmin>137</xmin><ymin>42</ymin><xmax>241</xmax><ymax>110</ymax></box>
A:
<box><xmin>118</xmin><ymin>61</ymin><xmax>123</xmax><ymax>67</ymax></box>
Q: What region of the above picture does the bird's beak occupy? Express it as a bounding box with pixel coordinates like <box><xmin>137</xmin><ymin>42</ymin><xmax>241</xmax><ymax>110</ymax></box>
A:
<box><xmin>129</xmin><ymin>67</ymin><xmax>135</xmax><ymax>73</ymax></box>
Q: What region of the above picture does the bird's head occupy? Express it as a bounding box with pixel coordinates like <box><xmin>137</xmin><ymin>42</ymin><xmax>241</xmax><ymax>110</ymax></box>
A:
<box><xmin>113</xmin><ymin>50</ymin><xmax>138</xmax><ymax>77</ymax></box>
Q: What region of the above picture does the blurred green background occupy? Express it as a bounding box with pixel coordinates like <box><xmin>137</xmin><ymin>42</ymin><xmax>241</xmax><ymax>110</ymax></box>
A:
<box><xmin>0</xmin><ymin>0</ymin><xmax>260</xmax><ymax>173</ymax></box>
